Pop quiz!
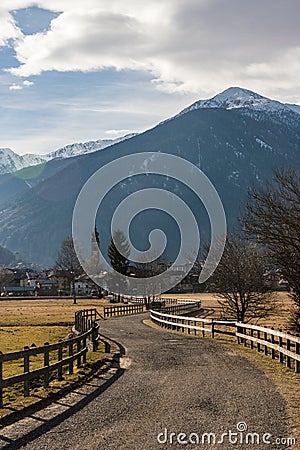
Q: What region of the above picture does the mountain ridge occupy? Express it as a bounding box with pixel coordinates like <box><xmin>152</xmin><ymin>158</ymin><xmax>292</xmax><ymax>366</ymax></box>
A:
<box><xmin>0</xmin><ymin>86</ymin><xmax>299</xmax><ymax>266</ymax></box>
<box><xmin>0</xmin><ymin>133</ymin><xmax>138</xmax><ymax>175</ymax></box>
<box><xmin>179</xmin><ymin>87</ymin><xmax>300</xmax><ymax>115</ymax></box>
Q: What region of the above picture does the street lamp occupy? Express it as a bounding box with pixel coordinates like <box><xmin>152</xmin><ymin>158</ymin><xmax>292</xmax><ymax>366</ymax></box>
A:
<box><xmin>70</xmin><ymin>271</ymin><xmax>76</xmax><ymax>304</ymax></box>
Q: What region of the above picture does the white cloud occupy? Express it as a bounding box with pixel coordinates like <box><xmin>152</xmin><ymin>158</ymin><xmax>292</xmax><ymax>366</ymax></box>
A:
<box><xmin>1</xmin><ymin>0</ymin><xmax>300</xmax><ymax>100</ymax></box>
<box><xmin>104</xmin><ymin>129</ymin><xmax>133</xmax><ymax>137</ymax></box>
<box><xmin>9</xmin><ymin>83</ymin><xmax>23</xmax><ymax>90</ymax></box>
<box><xmin>8</xmin><ymin>80</ymin><xmax>34</xmax><ymax>90</ymax></box>
<box><xmin>0</xmin><ymin>7</ymin><xmax>23</xmax><ymax>46</ymax></box>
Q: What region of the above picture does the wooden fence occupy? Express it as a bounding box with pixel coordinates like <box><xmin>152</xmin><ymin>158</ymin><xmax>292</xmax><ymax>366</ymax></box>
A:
<box><xmin>75</xmin><ymin>308</ymin><xmax>103</xmax><ymax>333</ymax></box>
<box><xmin>111</xmin><ymin>295</ymin><xmax>157</xmax><ymax>304</ymax></box>
<box><xmin>113</xmin><ymin>296</ymin><xmax>191</xmax><ymax>306</ymax></box>
<box><xmin>104</xmin><ymin>304</ymin><xmax>145</xmax><ymax>318</ymax></box>
<box><xmin>155</xmin><ymin>298</ymin><xmax>178</xmax><ymax>306</ymax></box>
<box><xmin>0</xmin><ymin>326</ymin><xmax>100</xmax><ymax>407</ymax></box>
<box><xmin>122</xmin><ymin>296</ymin><xmax>148</xmax><ymax>305</ymax></box>
<box><xmin>0</xmin><ymin>308</ymin><xmax>104</xmax><ymax>407</ymax></box>
<box><xmin>162</xmin><ymin>301</ymin><xmax>202</xmax><ymax>316</ymax></box>
<box><xmin>150</xmin><ymin>309</ymin><xmax>300</xmax><ymax>373</ymax></box>
<box><xmin>155</xmin><ymin>298</ymin><xmax>197</xmax><ymax>306</ymax></box>
<box><xmin>103</xmin><ymin>299</ymin><xmax>201</xmax><ymax>318</ymax></box>
<box><xmin>236</xmin><ymin>323</ymin><xmax>300</xmax><ymax>373</ymax></box>
<box><xmin>150</xmin><ymin>310</ymin><xmax>235</xmax><ymax>339</ymax></box>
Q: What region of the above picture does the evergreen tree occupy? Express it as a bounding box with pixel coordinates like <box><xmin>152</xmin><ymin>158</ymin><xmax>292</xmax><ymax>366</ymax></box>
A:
<box><xmin>108</xmin><ymin>230</ymin><xmax>130</xmax><ymax>275</ymax></box>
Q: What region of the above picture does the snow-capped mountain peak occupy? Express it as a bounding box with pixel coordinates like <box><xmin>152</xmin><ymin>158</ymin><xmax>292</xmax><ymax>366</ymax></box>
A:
<box><xmin>179</xmin><ymin>87</ymin><xmax>300</xmax><ymax>117</ymax></box>
<box><xmin>0</xmin><ymin>148</ymin><xmax>47</xmax><ymax>176</ymax></box>
<box><xmin>47</xmin><ymin>133</ymin><xmax>138</xmax><ymax>160</ymax></box>
<box><xmin>0</xmin><ymin>133</ymin><xmax>138</xmax><ymax>176</ymax></box>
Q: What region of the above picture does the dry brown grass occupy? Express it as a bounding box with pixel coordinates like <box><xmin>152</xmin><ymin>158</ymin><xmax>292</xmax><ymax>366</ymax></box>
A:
<box><xmin>161</xmin><ymin>291</ymin><xmax>293</xmax><ymax>330</ymax></box>
<box><xmin>0</xmin><ymin>297</ymin><xmax>117</xmax><ymax>418</ymax></box>
<box><xmin>0</xmin><ymin>344</ymin><xmax>106</xmax><ymax>421</ymax></box>
<box><xmin>0</xmin><ymin>297</ymin><xmax>112</xmax><ymax>327</ymax></box>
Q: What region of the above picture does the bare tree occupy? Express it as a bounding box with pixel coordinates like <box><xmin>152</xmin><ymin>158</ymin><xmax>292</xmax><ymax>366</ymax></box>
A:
<box><xmin>55</xmin><ymin>236</ymin><xmax>81</xmax><ymax>303</ymax></box>
<box><xmin>207</xmin><ymin>234</ymin><xmax>276</xmax><ymax>323</ymax></box>
<box><xmin>243</xmin><ymin>168</ymin><xmax>300</xmax><ymax>331</ymax></box>
<box><xmin>0</xmin><ymin>268</ymin><xmax>14</xmax><ymax>294</ymax></box>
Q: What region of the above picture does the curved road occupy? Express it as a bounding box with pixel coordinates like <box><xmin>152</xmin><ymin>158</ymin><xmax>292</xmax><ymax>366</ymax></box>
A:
<box><xmin>6</xmin><ymin>313</ymin><xmax>290</xmax><ymax>449</ymax></box>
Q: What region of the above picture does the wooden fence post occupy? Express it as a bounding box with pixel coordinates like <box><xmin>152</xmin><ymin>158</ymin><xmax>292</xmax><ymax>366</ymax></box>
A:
<box><xmin>250</xmin><ymin>329</ymin><xmax>254</xmax><ymax>349</ymax></box>
<box><xmin>58</xmin><ymin>341</ymin><xmax>63</xmax><ymax>381</ymax></box>
<box><xmin>271</xmin><ymin>328</ymin><xmax>275</xmax><ymax>359</ymax></box>
<box><xmin>69</xmin><ymin>343</ymin><xmax>74</xmax><ymax>375</ymax></box>
<box><xmin>286</xmin><ymin>338</ymin><xmax>291</xmax><ymax>368</ymax></box>
<box><xmin>77</xmin><ymin>339</ymin><xmax>82</xmax><ymax>368</ymax></box>
<box><xmin>278</xmin><ymin>330</ymin><xmax>284</xmax><ymax>363</ymax></box>
<box><xmin>24</xmin><ymin>346</ymin><xmax>30</xmax><ymax>397</ymax></box>
<box><xmin>44</xmin><ymin>343</ymin><xmax>50</xmax><ymax>388</ymax></box>
<box><xmin>257</xmin><ymin>331</ymin><xmax>261</xmax><ymax>353</ymax></box>
<box><xmin>295</xmin><ymin>341</ymin><xmax>300</xmax><ymax>373</ymax></box>
<box><xmin>211</xmin><ymin>319</ymin><xmax>215</xmax><ymax>339</ymax></box>
<box><xmin>264</xmin><ymin>332</ymin><xmax>268</xmax><ymax>355</ymax></box>
<box><xmin>82</xmin><ymin>337</ymin><xmax>87</xmax><ymax>364</ymax></box>
<box><xmin>92</xmin><ymin>324</ymin><xmax>99</xmax><ymax>352</ymax></box>
<box><xmin>242</xmin><ymin>327</ymin><xmax>247</xmax><ymax>347</ymax></box>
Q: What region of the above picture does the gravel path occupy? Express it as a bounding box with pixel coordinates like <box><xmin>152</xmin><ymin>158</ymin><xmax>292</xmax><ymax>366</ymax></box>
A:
<box><xmin>2</xmin><ymin>313</ymin><xmax>290</xmax><ymax>449</ymax></box>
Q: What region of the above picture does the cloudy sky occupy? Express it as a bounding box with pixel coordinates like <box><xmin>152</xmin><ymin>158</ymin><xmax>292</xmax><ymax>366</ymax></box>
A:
<box><xmin>0</xmin><ymin>0</ymin><xmax>299</xmax><ymax>155</ymax></box>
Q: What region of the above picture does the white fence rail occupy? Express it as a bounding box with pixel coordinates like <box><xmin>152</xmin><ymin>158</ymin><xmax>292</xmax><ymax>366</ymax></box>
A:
<box><xmin>150</xmin><ymin>310</ymin><xmax>235</xmax><ymax>339</ymax></box>
<box><xmin>150</xmin><ymin>310</ymin><xmax>300</xmax><ymax>373</ymax></box>
<box><xmin>236</xmin><ymin>323</ymin><xmax>300</xmax><ymax>373</ymax></box>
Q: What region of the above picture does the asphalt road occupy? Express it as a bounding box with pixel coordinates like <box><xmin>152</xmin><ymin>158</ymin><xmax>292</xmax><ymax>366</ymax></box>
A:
<box><xmin>10</xmin><ymin>313</ymin><xmax>290</xmax><ymax>449</ymax></box>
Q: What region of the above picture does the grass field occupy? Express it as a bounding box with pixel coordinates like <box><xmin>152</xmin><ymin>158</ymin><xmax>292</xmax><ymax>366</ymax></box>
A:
<box><xmin>0</xmin><ymin>297</ymin><xmax>114</xmax><ymax>417</ymax></box>
<box><xmin>0</xmin><ymin>297</ymin><xmax>110</xmax><ymax>327</ymax></box>
<box><xmin>161</xmin><ymin>291</ymin><xmax>293</xmax><ymax>330</ymax></box>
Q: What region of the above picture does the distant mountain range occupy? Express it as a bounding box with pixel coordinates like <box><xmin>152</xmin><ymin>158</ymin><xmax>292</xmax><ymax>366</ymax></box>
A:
<box><xmin>0</xmin><ymin>133</ymin><xmax>137</xmax><ymax>175</ymax></box>
<box><xmin>0</xmin><ymin>87</ymin><xmax>299</xmax><ymax>266</ymax></box>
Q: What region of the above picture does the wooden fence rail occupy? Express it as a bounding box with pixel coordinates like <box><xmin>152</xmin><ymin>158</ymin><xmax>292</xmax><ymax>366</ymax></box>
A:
<box><xmin>111</xmin><ymin>295</ymin><xmax>158</xmax><ymax>304</ymax></box>
<box><xmin>74</xmin><ymin>308</ymin><xmax>103</xmax><ymax>333</ymax></box>
<box><xmin>156</xmin><ymin>298</ymin><xmax>178</xmax><ymax>306</ymax></box>
<box><xmin>0</xmin><ymin>326</ymin><xmax>99</xmax><ymax>407</ymax></box>
<box><xmin>162</xmin><ymin>301</ymin><xmax>202</xmax><ymax>316</ymax></box>
<box><xmin>104</xmin><ymin>304</ymin><xmax>145</xmax><ymax>318</ymax></box>
<box><xmin>236</xmin><ymin>323</ymin><xmax>300</xmax><ymax>373</ymax></box>
<box><xmin>0</xmin><ymin>308</ymin><xmax>104</xmax><ymax>407</ymax></box>
<box><xmin>150</xmin><ymin>309</ymin><xmax>300</xmax><ymax>373</ymax></box>
<box><xmin>123</xmin><ymin>297</ymin><xmax>150</xmax><ymax>305</ymax></box>
<box><xmin>150</xmin><ymin>310</ymin><xmax>235</xmax><ymax>339</ymax></box>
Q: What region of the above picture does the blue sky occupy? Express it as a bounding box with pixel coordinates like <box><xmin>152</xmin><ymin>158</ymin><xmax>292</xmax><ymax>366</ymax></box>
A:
<box><xmin>0</xmin><ymin>1</ymin><xmax>299</xmax><ymax>155</ymax></box>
